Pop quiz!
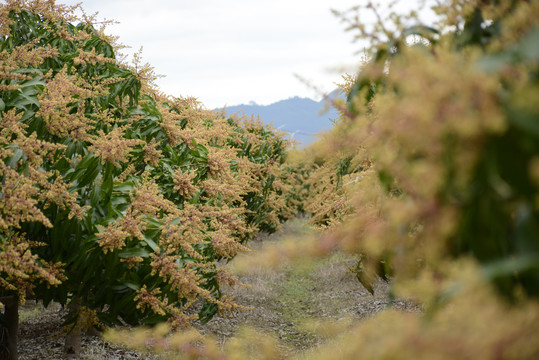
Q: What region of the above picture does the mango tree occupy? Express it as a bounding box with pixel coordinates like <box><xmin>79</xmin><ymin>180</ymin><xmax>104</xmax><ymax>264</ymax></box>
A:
<box><xmin>0</xmin><ymin>1</ymin><xmax>293</xmax><ymax>358</ymax></box>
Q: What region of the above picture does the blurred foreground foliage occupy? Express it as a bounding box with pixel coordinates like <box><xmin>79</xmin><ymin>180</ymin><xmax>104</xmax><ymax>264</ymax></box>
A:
<box><xmin>109</xmin><ymin>0</ymin><xmax>539</xmax><ymax>359</ymax></box>
<box><xmin>311</xmin><ymin>0</ymin><xmax>539</xmax><ymax>300</ymax></box>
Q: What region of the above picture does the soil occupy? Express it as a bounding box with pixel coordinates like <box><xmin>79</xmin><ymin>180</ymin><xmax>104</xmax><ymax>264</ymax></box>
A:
<box><xmin>16</xmin><ymin>217</ymin><xmax>419</xmax><ymax>359</ymax></box>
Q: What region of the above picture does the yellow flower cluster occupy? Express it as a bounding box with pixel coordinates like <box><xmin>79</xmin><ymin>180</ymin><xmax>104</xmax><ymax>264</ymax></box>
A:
<box><xmin>0</xmin><ymin>106</ymin><xmax>78</xmax><ymax>299</ymax></box>
<box><xmin>37</xmin><ymin>68</ymin><xmax>98</xmax><ymax>140</ymax></box>
<box><xmin>172</xmin><ymin>169</ymin><xmax>197</xmax><ymax>198</ymax></box>
<box><xmin>73</xmin><ymin>48</ymin><xmax>116</xmax><ymax>67</ymax></box>
<box><xmin>90</xmin><ymin>127</ymin><xmax>144</xmax><ymax>167</ymax></box>
<box><xmin>0</xmin><ymin>239</ymin><xmax>64</xmax><ymax>304</ymax></box>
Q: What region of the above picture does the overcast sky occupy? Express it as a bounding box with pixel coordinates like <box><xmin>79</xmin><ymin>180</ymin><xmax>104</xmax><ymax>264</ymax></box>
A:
<box><xmin>55</xmin><ymin>0</ymin><xmax>440</xmax><ymax>109</ymax></box>
<box><xmin>57</xmin><ymin>0</ymin><xmax>368</xmax><ymax>108</ymax></box>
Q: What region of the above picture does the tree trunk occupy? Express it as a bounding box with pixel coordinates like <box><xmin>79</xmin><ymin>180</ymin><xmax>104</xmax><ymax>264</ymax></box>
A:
<box><xmin>64</xmin><ymin>299</ymin><xmax>82</xmax><ymax>359</ymax></box>
<box><xmin>0</xmin><ymin>295</ymin><xmax>19</xmax><ymax>360</ymax></box>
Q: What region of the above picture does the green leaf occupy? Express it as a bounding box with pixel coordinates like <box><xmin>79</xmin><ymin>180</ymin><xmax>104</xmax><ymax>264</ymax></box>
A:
<box><xmin>112</xmin><ymin>282</ymin><xmax>140</xmax><ymax>292</ymax></box>
<box><xmin>506</xmin><ymin>106</ymin><xmax>539</xmax><ymax>138</ymax></box>
<box><xmin>13</xmin><ymin>93</ymin><xmax>40</xmax><ymax>109</ymax></box>
<box><xmin>481</xmin><ymin>254</ymin><xmax>539</xmax><ymax>280</ymax></box>
<box><xmin>516</xmin><ymin>27</ymin><xmax>539</xmax><ymax>61</ymax></box>
<box><xmin>21</xmin><ymin>76</ymin><xmax>46</xmax><ymax>88</ymax></box>
<box><xmin>143</xmin><ymin>314</ymin><xmax>167</xmax><ymax>325</ymax></box>
<box><xmin>119</xmin><ymin>247</ymin><xmax>150</xmax><ymax>258</ymax></box>
<box><xmin>6</xmin><ymin>146</ymin><xmax>24</xmax><ymax>168</ymax></box>
<box><xmin>113</xmin><ymin>181</ymin><xmax>135</xmax><ymax>193</ymax></box>
<box><xmin>198</xmin><ymin>302</ymin><xmax>219</xmax><ymax>325</ymax></box>
<box><xmin>143</xmin><ymin>235</ymin><xmax>159</xmax><ymax>252</ymax></box>
<box><xmin>100</xmin><ymin>162</ymin><xmax>114</xmax><ymax>204</ymax></box>
<box><xmin>90</xmin><ymin>181</ymin><xmax>101</xmax><ymax>207</ymax></box>
<box><xmin>77</xmin><ymin>158</ymin><xmax>102</xmax><ymax>188</ymax></box>
<box><xmin>401</xmin><ymin>25</ymin><xmax>439</xmax><ymax>40</ymax></box>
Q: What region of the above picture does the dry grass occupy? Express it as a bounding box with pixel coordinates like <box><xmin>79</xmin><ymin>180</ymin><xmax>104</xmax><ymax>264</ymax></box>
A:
<box><xmin>194</xmin><ymin>217</ymin><xmax>416</xmax><ymax>356</ymax></box>
<box><xmin>18</xmin><ymin>302</ymin><xmax>157</xmax><ymax>360</ymax></box>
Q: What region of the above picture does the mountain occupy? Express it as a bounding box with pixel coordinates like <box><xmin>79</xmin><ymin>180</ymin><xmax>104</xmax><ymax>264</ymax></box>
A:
<box><xmin>220</xmin><ymin>91</ymin><xmax>342</xmax><ymax>146</ymax></box>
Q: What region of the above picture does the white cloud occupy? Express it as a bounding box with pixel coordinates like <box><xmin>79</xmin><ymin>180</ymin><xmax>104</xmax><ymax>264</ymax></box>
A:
<box><xmin>61</xmin><ymin>0</ymin><xmax>373</xmax><ymax>107</ymax></box>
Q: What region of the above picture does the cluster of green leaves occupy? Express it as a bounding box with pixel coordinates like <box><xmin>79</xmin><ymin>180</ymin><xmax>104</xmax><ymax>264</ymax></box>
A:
<box><xmin>452</xmin><ymin>14</ymin><xmax>539</xmax><ymax>298</ymax></box>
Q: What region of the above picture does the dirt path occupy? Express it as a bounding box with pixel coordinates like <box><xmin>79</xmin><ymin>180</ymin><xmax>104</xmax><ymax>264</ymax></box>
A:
<box><xmin>193</xmin><ymin>217</ymin><xmax>417</xmax><ymax>356</ymax></box>
<box><xmin>17</xmin><ymin>217</ymin><xmax>417</xmax><ymax>359</ymax></box>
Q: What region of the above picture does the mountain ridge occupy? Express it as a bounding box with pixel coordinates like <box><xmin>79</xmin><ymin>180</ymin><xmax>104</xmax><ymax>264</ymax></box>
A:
<box><xmin>219</xmin><ymin>92</ymin><xmax>341</xmax><ymax>145</ymax></box>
